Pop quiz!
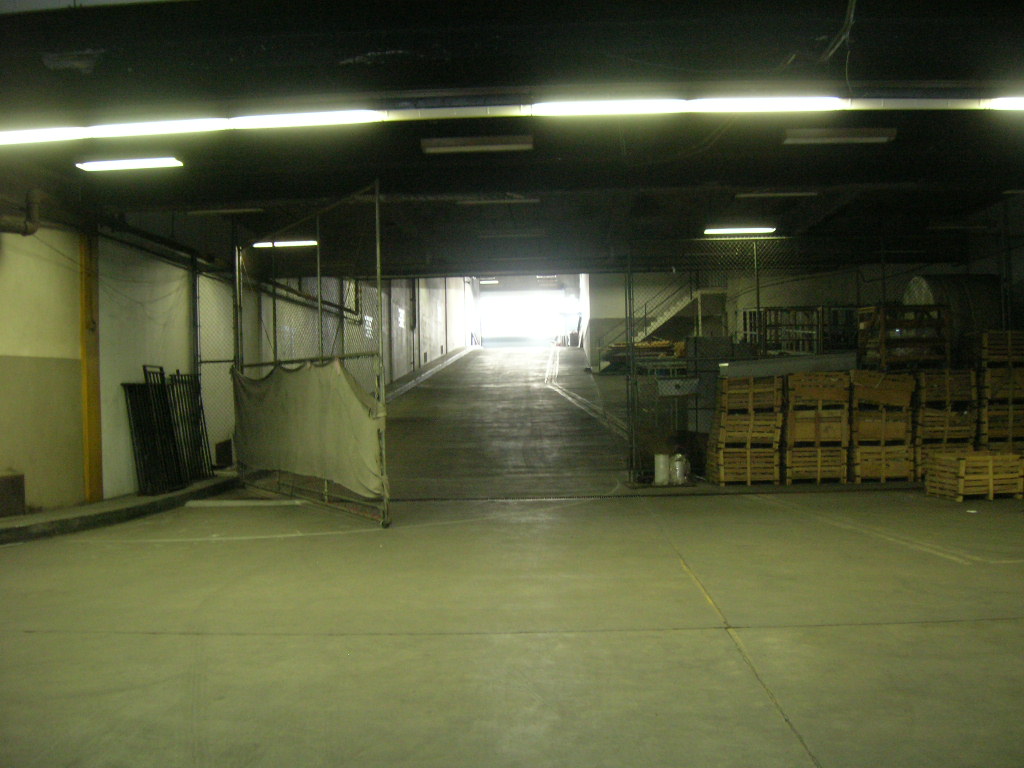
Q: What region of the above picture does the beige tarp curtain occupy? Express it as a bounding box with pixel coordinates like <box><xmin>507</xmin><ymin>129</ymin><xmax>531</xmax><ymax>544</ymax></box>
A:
<box><xmin>232</xmin><ymin>360</ymin><xmax>386</xmax><ymax>499</ymax></box>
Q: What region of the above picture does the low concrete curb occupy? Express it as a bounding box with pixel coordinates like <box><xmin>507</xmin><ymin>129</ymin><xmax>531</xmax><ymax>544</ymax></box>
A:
<box><xmin>0</xmin><ymin>473</ymin><xmax>239</xmax><ymax>545</ymax></box>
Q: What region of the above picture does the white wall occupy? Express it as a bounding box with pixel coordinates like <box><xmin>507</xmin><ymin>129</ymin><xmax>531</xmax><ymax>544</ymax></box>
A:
<box><xmin>0</xmin><ymin>229</ymin><xmax>84</xmax><ymax>509</ymax></box>
<box><xmin>99</xmin><ymin>240</ymin><xmax>193</xmax><ymax>497</ymax></box>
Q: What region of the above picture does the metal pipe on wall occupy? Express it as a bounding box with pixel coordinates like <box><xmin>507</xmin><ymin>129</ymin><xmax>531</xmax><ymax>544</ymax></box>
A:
<box><xmin>374</xmin><ymin>179</ymin><xmax>391</xmax><ymax>527</ymax></box>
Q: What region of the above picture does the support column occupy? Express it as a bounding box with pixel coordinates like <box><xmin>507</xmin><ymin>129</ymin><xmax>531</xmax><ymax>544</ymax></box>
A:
<box><xmin>79</xmin><ymin>232</ymin><xmax>103</xmax><ymax>502</ymax></box>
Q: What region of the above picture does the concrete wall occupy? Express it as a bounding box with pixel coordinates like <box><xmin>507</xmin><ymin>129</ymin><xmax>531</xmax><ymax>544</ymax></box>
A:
<box><xmin>0</xmin><ymin>229</ymin><xmax>84</xmax><ymax>509</ymax></box>
<box><xmin>418</xmin><ymin>277</ymin><xmax>448</xmax><ymax>365</ymax></box>
<box><xmin>99</xmin><ymin>240</ymin><xmax>194</xmax><ymax>497</ymax></box>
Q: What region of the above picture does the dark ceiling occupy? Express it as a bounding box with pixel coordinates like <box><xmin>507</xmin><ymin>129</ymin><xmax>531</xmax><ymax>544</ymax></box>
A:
<box><xmin>1</xmin><ymin>1</ymin><xmax>1023</xmax><ymax>277</ymax></box>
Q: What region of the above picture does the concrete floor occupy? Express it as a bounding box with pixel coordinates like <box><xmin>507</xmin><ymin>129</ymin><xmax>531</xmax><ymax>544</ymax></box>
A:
<box><xmin>3</xmin><ymin>347</ymin><xmax>1024</xmax><ymax>767</ymax></box>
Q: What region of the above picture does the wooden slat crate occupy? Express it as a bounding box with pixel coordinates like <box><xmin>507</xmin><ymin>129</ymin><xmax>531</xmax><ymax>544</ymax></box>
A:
<box><xmin>858</xmin><ymin>305</ymin><xmax>950</xmax><ymax>370</ymax></box>
<box><xmin>976</xmin><ymin>331</ymin><xmax>1024</xmax><ymax>366</ymax></box>
<box><xmin>914</xmin><ymin>406</ymin><xmax>979</xmax><ymax>442</ymax></box>
<box><xmin>706</xmin><ymin>447</ymin><xmax>780</xmax><ymax>485</ymax></box>
<box><xmin>850</xmin><ymin>370</ymin><xmax>915</xmax><ymax>408</ymax></box>
<box><xmin>980</xmin><ymin>403</ymin><xmax>1024</xmax><ymax>441</ymax></box>
<box><xmin>709</xmin><ymin>411</ymin><xmax>782</xmax><ymax>447</ymax></box>
<box><xmin>915</xmin><ymin>441</ymin><xmax>975</xmax><ymax>480</ymax></box>
<box><xmin>980</xmin><ymin>368</ymin><xmax>1024</xmax><ymax>402</ymax></box>
<box><xmin>785</xmin><ymin>447</ymin><xmax>848</xmax><ymax>484</ymax></box>
<box><xmin>851</xmin><ymin>444</ymin><xmax>915</xmax><ymax>482</ymax></box>
<box><xmin>851</xmin><ymin>409</ymin><xmax>912</xmax><ymax>442</ymax></box>
<box><xmin>716</xmin><ymin>376</ymin><xmax>783</xmax><ymax>412</ymax></box>
<box><xmin>916</xmin><ymin>370</ymin><xmax>976</xmax><ymax>405</ymax></box>
<box><xmin>925</xmin><ymin>451</ymin><xmax>1024</xmax><ymax>501</ymax></box>
<box><xmin>785</xmin><ymin>407</ymin><xmax>849</xmax><ymax>446</ymax></box>
<box><xmin>786</xmin><ymin>371</ymin><xmax>851</xmax><ymax>408</ymax></box>
<box><xmin>979</xmin><ymin>439</ymin><xmax>1024</xmax><ymax>454</ymax></box>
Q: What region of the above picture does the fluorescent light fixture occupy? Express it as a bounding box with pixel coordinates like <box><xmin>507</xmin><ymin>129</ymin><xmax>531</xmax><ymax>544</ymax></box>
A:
<box><xmin>784</xmin><ymin>127</ymin><xmax>897</xmax><ymax>145</ymax></box>
<box><xmin>456</xmin><ymin>196</ymin><xmax>541</xmax><ymax>205</ymax></box>
<box><xmin>735</xmin><ymin>191</ymin><xmax>819</xmax><ymax>199</ymax></box>
<box><xmin>252</xmin><ymin>240</ymin><xmax>318</xmax><ymax>248</ymax></box>
<box><xmin>187</xmin><ymin>207</ymin><xmax>265</xmax><ymax>216</ymax></box>
<box><xmin>704</xmin><ymin>227</ymin><xmax>776</xmax><ymax>236</ymax></box>
<box><xmin>536</xmin><ymin>275</ymin><xmax>557</xmax><ymax>279</ymax></box>
<box><xmin>479</xmin><ymin>279</ymin><xmax>500</xmax><ymax>285</ymax></box>
<box><xmin>688</xmin><ymin>97</ymin><xmax>847</xmax><ymax>112</ymax></box>
<box><xmin>229</xmin><ymin>110</ymin><xmax>384</xmax><ymax>129</ymax></box>
<box><xmin>421</xmin><ymin>135</ymin><xmax>534</xmax><ymax>154</ymax></box>
<box><xmin>76</xmin><ymin>156</ymin><xmax>183</xmax><ymax>171</ymax></box>
<box><xmin>0</xmin><ymin>110</ymin><xmax>384</xmax><ymax>147</ymax></box>
<box><xmin>986</xmin><ymin>98</ymin><xmax>1024</xmax><ymax>110</ymax></box>
<box><xmin>531</xmin><ymin>99</ymin><xmax>689</xmax><ymax>116</ymax></box>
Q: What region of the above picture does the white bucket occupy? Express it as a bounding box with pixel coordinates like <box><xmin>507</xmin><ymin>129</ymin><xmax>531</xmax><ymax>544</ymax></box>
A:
<box><xmin>653</xmin><ymin>454</ymin><xmax>671</xmax><ymax>486</ymax></box>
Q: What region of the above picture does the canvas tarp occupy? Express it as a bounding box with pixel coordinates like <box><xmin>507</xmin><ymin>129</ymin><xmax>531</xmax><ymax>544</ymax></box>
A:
<box><xmin>232</xmin><ymin>360</ymin><xmax>386</xmax><ymax>498</ymax></box>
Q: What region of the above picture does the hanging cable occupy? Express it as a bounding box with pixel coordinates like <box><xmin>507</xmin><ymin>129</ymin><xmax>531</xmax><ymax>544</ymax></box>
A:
<box><xmin>819</xmin><ymin>0</ymin><xmax>857</xmax><ymax>63</ymax></box>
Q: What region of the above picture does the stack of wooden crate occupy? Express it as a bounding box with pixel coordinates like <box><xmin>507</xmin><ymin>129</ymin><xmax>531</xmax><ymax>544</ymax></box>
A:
<box><xmin>857</xmin><ymin>305</ymin><xmax>951</xmax><ymax>371</ymax></box>
<box><xmin>978</xmin><ymin>331</ymin><xmax>1024</xmax><ymax>453</ymax></box>
<box><xmin>783</xmin><ymin>371</ymin><xmax>850</xmax><ymax>484</ymax></box>
<box><xmin>925</xmin><ymin>450</ymin><xmax>1024</xmax><ymax>502</ymax></box>
<box><xmin>706</xmin><ymin>376</ymin><xmax>783</xmax><ymax>485</ymax></box>
<box><xmin>914</xmin><ymin>370</ymin><xmax>978</xmax><ymax>478</ymax></box>
<box><xmin>849</xmin><ymin>370</ymin><xmax>916</xmax><ymax>482</ymax></box>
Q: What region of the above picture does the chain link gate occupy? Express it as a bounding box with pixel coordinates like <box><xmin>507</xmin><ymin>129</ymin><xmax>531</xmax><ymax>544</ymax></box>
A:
<box><xmin>623</xmin><ymin>238</ymin><xmax>801</xmax><ymax>483</ymax></box>
<box><xmin>196</xmin><ymin>185</ymin><xmax>390</xmax><ymax>524</ymax></box>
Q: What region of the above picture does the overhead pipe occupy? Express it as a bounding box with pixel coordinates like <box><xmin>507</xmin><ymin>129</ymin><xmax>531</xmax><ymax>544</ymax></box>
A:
<box><xmin>0</xmin><ymin>189</ymin><xmax>42</xmax><ymax>236</ymax></box>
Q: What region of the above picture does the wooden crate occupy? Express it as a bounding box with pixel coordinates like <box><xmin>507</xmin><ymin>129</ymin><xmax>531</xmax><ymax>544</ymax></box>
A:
<box><xmin>785</xmin><ymin>447</ymin><xmax>848</xmax><ymax>484</ymax></box>
<box><xmin>851</xmin><ymin>444</ymin><xmax>914</xmax><ymax>482</ymax></box>
<box><xmin>858</xmin><ymin>305</ymin><xmax>950</xmax><ymax>370</ymax></box>
<box><xmin>786</xmin><ymin>371</ymin><xmax>851</xmax><ymax>408</ymax></box>
<box><xmin>980</xmin><ymin>368</ymin><xmax>1024</xmax><ymax>402</ymax></box>
<box><xmin>914</xmin><ymin>406</ymin><xmax>979</xmax><ymax>442</ymax></box>
<box><xmin>976</xmin><ymin>330</ymin><xmax>1024</xmax><ymax>366</ymax></box>
<box><xmin>784</xmin><ymin>407</ymin><xmax>849</xmax><ymax>446</ymax></box>
<box><xmin>851</xmin><ymin>409</ymin><xmax>912</xmax><ymax>442</ymax></box>
<box><xmin>916</xmin><ymin>370</ymin><xmax>976</xmax><ymax>406</ymax></box>
<box><xmin>925</xmin><ymin>451</ymin><xmax>1023</xmax><ymax>501</ymax></box>
<box><xmin>709</xmin><ymin>411</ymin><xmax>782</xmax><ymax>447</ymax></box>
<box><xmin>706</xmin><ymin>447</ymin><xmax>780</xmax><ymax>485</ymax></box>
<box><xmin>980</xmin><ymin>403</ymin><xmax>1024</xmax><ymax>441</ymax></box>
<box><xmin>716</xmin><ymin>376</ymin><xmax>783</xmax><ymax>412</ymax></box>
<box><xmin>850</xmin><ymin>370</ymin><xmax>915</xmax><ymax>408</ymax></box>
<box><xmin>979</xmin><ymin>439</ymin><xmax>1024</xmax><ymax>454</ymax></box>
<box><xmin>915</xmin><ymin>441</ymin><xmax>975</xmax><ymax>480</ymax></box>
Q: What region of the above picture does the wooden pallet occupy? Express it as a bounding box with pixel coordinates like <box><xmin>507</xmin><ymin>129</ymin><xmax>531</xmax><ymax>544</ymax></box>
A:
<box><xmin>980</xmin><ymin>403</ymin><xmax>1024</xmax><ymax>441</ymax></box>
<box><xmin>925</xmin><ymin>451</ymin><xmax>1024</xmax><ymax>501</ymax></box>
<box><xmin>785</xmin><ymin>447</ymin><xmax>848</xmax><ymax>484</ymax></box>
<box><xmin>706</xmin><ymin>447</ymin><xmax>780</xmax><ymax>485</ymax></box>
<box><xmin>786</xmin><ymin>371</ymin><xmax>851</xmax><ymax>408</ymax></box>
<box><xmin>980</xmin><ymin>367</ymin><xmax>1024</xmax><ymax>401</ymax></box>
<box><xmin>914</xmin><ymin>406</ymin><xmax>979</xmax><ymax>442</ymax></box>
<box><xmin>785</xmin><ymin>407</ymin><xmax>849</xmax><ymax>446</ymax></box>
<box><xmin>915</xmin><ymin>441</ymin><xmax>975</xmax><ymax>479</ymax></box>
<box><xmin>851</xmin><ymin>444</ymin><xmax>915</xmax><ymax>482</ymax></box>
<box><xmin>709</xmin><ymin>411</ymin><xmax>782</xmax><ymax>447</ymax></box>
<box><xmin>979</xmin><ymin>439</ymin><xmax>1024</xmax><ymax>454</ymax></box>
<box><xmin>850</xmin><ymin>370</ymin><xmax>915</xmax><ymax>408</ymax></box>
<box><xmin>851</xmin><ymin>409</ymin><xmax>912</xmax><ymax>442</ymax></box>
<box><xmin>716</xmin><ymin>376</ymin><xmax>784</xmax><ymax>412</ymax></box>
<box><xmin>916</xmin><ymin>369</ymin><xmax>977</xmax><ymax>406</ymax></box>
<box><xmin>976</xmin><ymin>330</ymin><xmax>1024</xmax><ymax>366</ymax></box>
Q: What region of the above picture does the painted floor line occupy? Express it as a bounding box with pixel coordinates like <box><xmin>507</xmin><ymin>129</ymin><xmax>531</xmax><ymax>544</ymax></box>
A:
<box><xmin>751</xmin><ymin>494</ymin><xmax>1021</xmax><ymax>565</ymax></box>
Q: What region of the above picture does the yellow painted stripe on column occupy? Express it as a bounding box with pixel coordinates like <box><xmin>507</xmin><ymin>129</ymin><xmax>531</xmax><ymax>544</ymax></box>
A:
<box><xmin>80</xmin><ymin>233</ymin><xmax>103</xmax><ymax>502</ymax></box>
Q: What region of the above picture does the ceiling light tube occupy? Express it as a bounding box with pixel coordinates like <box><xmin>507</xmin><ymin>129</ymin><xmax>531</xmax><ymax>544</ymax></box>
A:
<box><xmin>687</xmin><ymin>97</ymin><xmax>848</xmax><ymax>112</ymax></box>
<box><xmin>252</xmin><ymin>240</ymin><xmax>319</xmax><ymax>248</ymax></box>
<box><xmin>704</xmin><ymin>227</ymin><xmax>777</xmax><ymax>236</ymax></box>
<box><xmin>479</xmin><ymin>279</ymin><xmax>500</xmax><ymax>284</ymax></box>
<box><xmin>783</xmin><ymin>127</ymin><xmax>896</xmax><ymax>145</ymax></box>
<box><xmin>229</xmin><ymin>110</ymin><xmax>385</xmax><ymax>129</ymax></box>
<box><xmin>986</xmin><ymin>98</ymin><xmax>1024</xmax><ymax>110</ymax></box>
<box><xmin>530</xmin><ymin>99</ymin><xmax>689</xmax><ymax>116</ymax></box>
<box><xmin>421</xmin><ymin>135</ymin><xmax>534</xmax><ymax>153</ymax></box>
<box><xmin>735</xmin><ymin>191</ymin><xmax>819</xmax><ymax>199</ymax></box>
<box><xmin>76</xmin><ymin>157</ymin><xmax>184</xmax><ymax>171</ymax></box>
